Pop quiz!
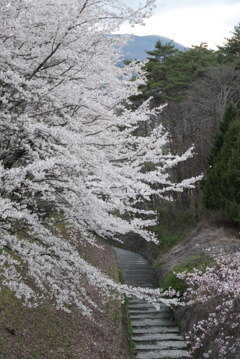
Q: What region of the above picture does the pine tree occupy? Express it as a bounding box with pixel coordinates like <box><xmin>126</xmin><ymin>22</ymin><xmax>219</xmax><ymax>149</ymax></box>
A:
<box><xmin>203</xmin><ymin>108</ymin><xmax>240</xmax><ymax>223</ymax></box>
<box><xmin>208</xmin><ymin>103</ymin><xmax>238</xmax><ymax>166</ymax></box>
<box><xmin>130</xmin><ymin>40</ymin><xmax>179</xmax><ymax>105</ymax></box>
<box><xmin>135</xmin><ymin>41</ymin><xmax>217</xmax><ymax>105</ymax></box>
<box><xmin>218</xmin><ymin>23</ymin><xmax>240</xmax><ymax>68</ymax></box>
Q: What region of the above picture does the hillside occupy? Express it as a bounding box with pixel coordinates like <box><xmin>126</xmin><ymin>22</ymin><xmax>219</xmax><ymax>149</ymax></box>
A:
<box><xmin>0</xmin><ymin>231</ymin><xmax>131</xmax><ymax>359</ymax></box>
<box><xmin>156</xmin><ymin>221</ymin><xmax>240</xmax><ymax>359</ymax></box>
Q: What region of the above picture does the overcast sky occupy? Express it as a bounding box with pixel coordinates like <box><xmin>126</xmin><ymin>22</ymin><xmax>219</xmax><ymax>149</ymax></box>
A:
<box><xmin>120</xmin><ymin>0</ymin><xmax>240</xmax><ymax>48</ymax></box>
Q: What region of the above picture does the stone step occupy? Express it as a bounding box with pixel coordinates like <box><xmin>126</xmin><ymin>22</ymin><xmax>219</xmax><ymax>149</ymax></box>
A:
<box><xmin>122</xmin><ymin>269</ymin><xmax>153</xmax><ymax>272</ymax></box>
<box><xmin>130</xmin><ymin>312</ymin><xmax>171</xmax><ymax>320</ymax></box>
<box><xmin>136</xmin><ymin>349</ymin><xmax>192</xmax><ymax>359</ymax></box>
<box><xmin>126</xmin><ymin>283</ymin><xmax>157</xmax><ymax>287</ymax></box>
<box><xmin>114</xmin><ymin>247</ymin><xmax>192</xmax><ymax>359</ymax></box>
<box><xmin>128</xmin><ymin>299</ymin><xmax>169</xmax><ymax>308</ymax></box>
<box><xmin>132</xmin><ymin>326</ymin><xmax>180</xmax><ymax>335</ymax></box>
<box><xmin>123</xmin><ymin>272</ymin><xmax>156</xmax><ymax>276</ymax></box>
<box><xmin>129</xmin><ymin>302</ymin><xmax>169</xmax><ymax>308</ymax></box>
<box><xmin>136</xmin><ymin>340</ymin><xmax>188</xmax><ymax>350</ymax></box>
<box><xmin>128</xmin><ymin>298</ymin><xmax>162</xmax><ymax>303</ymax></box>
<box><xmin>125</xmin><ymin>281</ymin><xmax>157</xmax><ymax>285</ymax></box>
<box><xmin>128</xmin><ymin>303</ymin><xmax>162</xmax><ymax>309</ymax></box>
<box><xmin>129</xmin><ymin>310</ymin><xmax>169</xmax><ymax>317</ymax></box>
<box><xmin>133</xmin><ymin>333</ymin><xmax>185</xmax><ymax>342</ymax></box>
<box><xmin>123</xmin><ymin>274</ymin><xmax>156</xmax><ymax>278</ymax></box>
<box><xmin>131</xmin><ymin>318</ymin><xmax>177</xmax><ymax>328</ymax></box>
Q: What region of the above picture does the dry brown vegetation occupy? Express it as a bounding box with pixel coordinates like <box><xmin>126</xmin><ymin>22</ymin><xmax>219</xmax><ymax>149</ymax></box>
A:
<box><xmin>0</xmin><ymin>237</ymin><xmax>131</xmax><ymax>359</ymax></box>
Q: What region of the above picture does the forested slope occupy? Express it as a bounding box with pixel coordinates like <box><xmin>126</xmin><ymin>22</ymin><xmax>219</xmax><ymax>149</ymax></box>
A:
<box><xmin>122</xmin><ymin>23</ymin><xmax>240</xmax><ymax>359</ymax></box>
<box><xmin>130</xmin><ymin>23</ymin><xmax>240</xmax><ymax>230</ymax></box>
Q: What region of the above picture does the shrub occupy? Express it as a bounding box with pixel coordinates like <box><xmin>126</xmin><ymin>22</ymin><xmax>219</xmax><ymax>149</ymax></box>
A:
<box><xmin>162</xmin><ymin>255</ymin><xmax>214</xmax><ymax>292</ymax></box>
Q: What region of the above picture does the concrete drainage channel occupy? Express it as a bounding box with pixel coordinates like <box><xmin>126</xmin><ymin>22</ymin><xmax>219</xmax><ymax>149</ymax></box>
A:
<box><xmin>114</xmin><ymin>247</ymin><xmax>192</xmax><ymax>359</ymax></box>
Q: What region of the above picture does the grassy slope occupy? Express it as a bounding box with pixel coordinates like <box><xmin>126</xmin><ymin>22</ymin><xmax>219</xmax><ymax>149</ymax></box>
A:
<box><xmin>0</xmin><ymin>226</ymin><xmax>131</xmax><ymax>359</ymax></box>
<box><xmin>154</xmin><ymin>220</ymin><xmax>240</xmax><ymax>359</ymax></box>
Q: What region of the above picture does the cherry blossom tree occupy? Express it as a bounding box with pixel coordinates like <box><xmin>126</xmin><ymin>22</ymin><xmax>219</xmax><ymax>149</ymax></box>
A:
<box><xmin>0</xmin><ymin>0</ymin><xmax>199</xmax><ymax>315</ymax></box>
<box><xmin>166</xmin><ymin>253</ymin><xmax>240</xmax><ymax>359</ymax></box>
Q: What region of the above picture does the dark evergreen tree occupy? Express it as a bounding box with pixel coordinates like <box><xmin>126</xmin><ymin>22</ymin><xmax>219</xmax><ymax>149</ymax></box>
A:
<box><xmin>218</xmin><ymin>23</ymin><xmax>240</xmax><ymax>68</ymax></box>
<box><xmin>137</xmin><ymin>40</ymin><xmax>179</xmax><ymax>103</ymax></box>
<box><xmin>135</xmin><ymin>42</ymin><xmax>217</xmax><ymax>105</ymax></box>
<box><xmin>203</xmin><ymin>113</ymin><xmax>240</xmax><ymax>223</ymax></box>
<box><xmin>130</xmin><ymin>33</ymin><xmax>240</xmax><ymax>225</ymax></box>
<box><xmin>208</xmin><ymin>103</ymin><xmax>238</xmax><ymax>166</ymax></box>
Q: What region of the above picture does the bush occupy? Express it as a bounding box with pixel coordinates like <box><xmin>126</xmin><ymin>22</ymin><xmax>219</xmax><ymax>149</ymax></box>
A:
<box><xmin>151</xmin><ymin>225</ymin><xmax>183</xmax><ymax>250</ymax></box>
<box><xmin>162</xmin><ymin>254</ymin><xmax>214</xmax><ymax>292</ymax></box>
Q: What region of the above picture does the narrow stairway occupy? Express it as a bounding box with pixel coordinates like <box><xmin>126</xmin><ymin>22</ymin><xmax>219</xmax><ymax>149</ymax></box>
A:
<box><xmin>114</xmin><ymin>247</ymin><xmax>192</xmax><ymax>359</ymax></box>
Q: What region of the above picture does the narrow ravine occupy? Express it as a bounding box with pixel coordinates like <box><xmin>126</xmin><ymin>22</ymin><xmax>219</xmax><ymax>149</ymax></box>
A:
<box><xmin>114</xmin><ymin>247</ymin><xmax>192</xmax><ymax>359</ymax></box>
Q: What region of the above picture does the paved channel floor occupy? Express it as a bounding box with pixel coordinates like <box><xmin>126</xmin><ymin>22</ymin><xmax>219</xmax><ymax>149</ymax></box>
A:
<box><xmin>114</xmin><ymin>247</ymin><xmax>192</xmax><ymax>359</ymax></box>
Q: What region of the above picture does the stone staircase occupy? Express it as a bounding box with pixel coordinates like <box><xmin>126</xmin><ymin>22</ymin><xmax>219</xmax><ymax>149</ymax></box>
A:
<box><xmin>114</xmin><ymin>247</ymin><xmax>192</xmax><ymax>359</ymax></box>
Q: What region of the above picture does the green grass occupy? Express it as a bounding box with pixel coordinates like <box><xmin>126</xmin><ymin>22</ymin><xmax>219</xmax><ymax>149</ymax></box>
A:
<box><xmin>149</xmin><ymin>207</ymin><xmax>198</xmax><ymax>251</ymax></box>
<box><xmin>103</xmin><ymin>297</ymin><xmax>122</xmax><ymax>324</ymax></box>
<box><xmin>102</xmin><ymin>265</ymin><xmax>124</xmax><ymax>324</ymax></box>
<box><xmin>124</xmin><ymin>297</ymin><xmax>136</xmax><ymax>358</ymax></box>
<box><xmin>0</xmin><ymin>247</ymin><xmax>13</xmax><ymax>255</ymax></box>
<box><xmin>162</xmin><ymin>254</ymin><xmax>215</xmax><ymax>292</ymax></box>
<box><xmin>151</xmin><ymin>226</ymin><xmax>184</xmax><ymax>250</ymax></box>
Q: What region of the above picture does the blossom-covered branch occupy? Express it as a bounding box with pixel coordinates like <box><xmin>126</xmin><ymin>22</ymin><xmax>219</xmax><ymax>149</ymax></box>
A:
<box><xmin>0</xmin><ymin>0</ymin><xmax>198</xmax><ymax>315</ymax></box>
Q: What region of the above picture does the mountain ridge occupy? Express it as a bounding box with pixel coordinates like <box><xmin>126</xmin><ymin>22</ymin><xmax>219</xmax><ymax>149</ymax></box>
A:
<box><xmin>118</xmin><ymin>34</ymin><xmax>187</xmax><ymax>62</ymax></box>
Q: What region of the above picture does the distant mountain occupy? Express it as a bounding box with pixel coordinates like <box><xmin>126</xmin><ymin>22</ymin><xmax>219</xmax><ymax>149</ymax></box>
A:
<box><xmin>117</xmin><ymin>35</ymin><xmax>187</xmax><ymax>62</ymax></box>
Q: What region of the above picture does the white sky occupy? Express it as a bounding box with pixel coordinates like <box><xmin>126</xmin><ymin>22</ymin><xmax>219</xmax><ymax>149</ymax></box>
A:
<box><xmin>120</xmin><ymin>0</ymin><xmax>240</xmax><ymax>49</ymax></box>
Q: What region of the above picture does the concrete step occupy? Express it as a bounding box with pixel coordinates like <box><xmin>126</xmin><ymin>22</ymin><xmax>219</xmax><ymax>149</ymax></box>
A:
<box><xmin>132</xmin><ymin>326</ymin><xmax>180</xmax><ymax>335</ymax></box>
<box><xmin>130</xmin><ymin>312</ymin><xmax>171</xmax><ymax>320</ymax></box>
<box><xmin>129</xmin><ymin>304</ymin><xmax>169</xmax><ymax>311</ymax></box>
<box><xmin>133</xmin><ymin>333</ymin><xmax>185</xmax><ymax>342</ymax></box>
<box><xmin>114</xmin><ymin>247</ymin><xmax>192</xmax><ymax>359</ymax></box>
<box><xmin>136</xmin><ymin>340</ymin><xmax>188</xmax><ymax>350</ymax></box>
<box><xmin>136</xmin><ymin>349</ymin><xmax>192</xmax><ymax>359</ymax></box>
<box><xmin>128</xmin><ymin>298</ymin><xmax>162</xmax><ymax>303</ymax></box>
<box><xmin>131</xmin><ymin>318</ymin><xmax>177</xmax><ymax>328</ymax></box>
<box><xmin>128</xmin><ymin>303</ymin><xmax>163</xmax><ymax>309</ymax></box>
